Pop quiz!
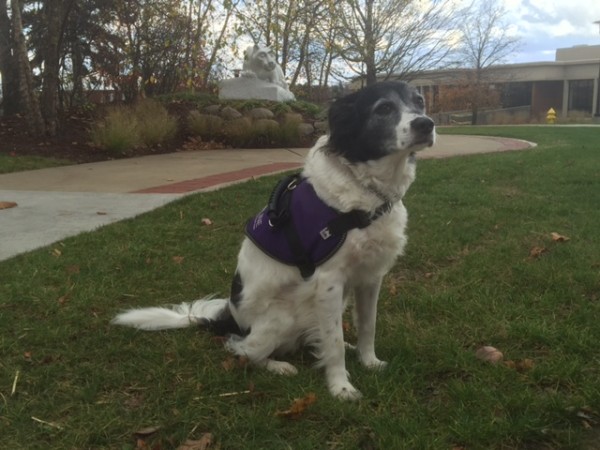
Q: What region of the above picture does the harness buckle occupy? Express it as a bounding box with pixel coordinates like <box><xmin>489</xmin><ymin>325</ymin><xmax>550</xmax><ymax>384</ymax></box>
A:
<box><xmin>287</xmin><ymin>178</ymin><xmax>299</xmax><ymax>190</ymax></box>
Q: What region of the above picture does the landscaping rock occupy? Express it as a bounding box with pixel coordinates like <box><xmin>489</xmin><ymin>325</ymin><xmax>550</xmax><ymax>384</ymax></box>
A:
<box><xmin>221</xmin><ymin>106</ymin><xmax>243</xmax><ymax>120</ymax></box>
<box><xmin>203</xmin><ymin>105</ymin><xmax>222</xmax><ymax>115</ymax></box>
<box><xmin>282</xmin><ymin>112</ymin><xmax>303</xmax><ymax>124</ymax></box>
<box><xmin>254</xmin><ymin>119</ymin><xmax>280</xmax><ymax>132</ymax></box>
<box><xmin>247</xmin><ymin>108</ymin><xmax>275</xmax><ymax>120</ymax></box>
<box><xmin>188</xmin><ymin>112</ymin><xmax>224</xmax><ymax>135</ymax></box>
<box><xmin>297</xmin><ymin>123</ymin><xmax>315</xmax><ymax>136</ymax></box>
<box><xmin>314</xmin><ymin>121</ymin><xmax>329</xmax><ymax>132</ymax></box>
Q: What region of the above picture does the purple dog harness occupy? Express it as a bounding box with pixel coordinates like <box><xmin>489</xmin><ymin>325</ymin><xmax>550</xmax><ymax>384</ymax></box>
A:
<box><xmin>245</xmin><ymin>174</ymin><xmax>392</xmax><ymax>279</ymax></box>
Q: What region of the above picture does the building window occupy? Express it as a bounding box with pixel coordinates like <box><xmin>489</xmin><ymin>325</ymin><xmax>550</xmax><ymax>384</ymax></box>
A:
<box><xmin>502</xmin><ymin>82</ymin><xmax>532</xmax><ymax>108</ymax></box>
<box><xmin>568</xmin><ymin>80</ymin><xmax>593</xmax><ymax>113</ymax></box>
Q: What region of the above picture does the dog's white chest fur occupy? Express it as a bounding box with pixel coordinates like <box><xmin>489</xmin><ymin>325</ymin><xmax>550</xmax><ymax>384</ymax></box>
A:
<box><xmin>335</xmin><ymin>207</ymin><xmax>408</xmax><ymax>277</ymax></box>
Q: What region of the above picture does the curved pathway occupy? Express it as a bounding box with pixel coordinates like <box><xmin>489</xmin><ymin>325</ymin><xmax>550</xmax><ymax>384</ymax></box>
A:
<box><xmin>0</xmin><ymin>135</ymin><xmax>535</xmax><ymax>261</ymax></box>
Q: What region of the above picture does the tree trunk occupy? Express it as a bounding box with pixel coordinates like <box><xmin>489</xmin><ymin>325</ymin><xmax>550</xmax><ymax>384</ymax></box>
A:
<box><xmin>290</xmin><ymin>17</ymin><xmax>312</xmax><ymax>87</ymax></box>
<box><xmin>70</xmin><ymin>36</ymin><xmax>85</xmax><ymax>108</ymax></box>
<box><xmin>41</xmin><ymin>0</ymin><xmax>63</xmax><ymax>136</ymax></box>
<box><xmin>11</xmin><ymin>0</ymin><xmax>45</xmax><ymax>135</ymax></box>
<box><xmin>279</xmin><ymin>0</ymin><xmax>296</xmax><ymax>75</ymax></box>
<box><xmin>364</xmin><ymin>0</ymin><xmax>377</xmax><ymax>86</ymax></box>
<box><xmin>0</xmin><ymin>0</ymin><xmax>19</xmax><ymax>115</ymax></box>
<box><xmin>365</xmin><ymin>58</ymin><xmax>378</xmax><ymax>86</ymax></box>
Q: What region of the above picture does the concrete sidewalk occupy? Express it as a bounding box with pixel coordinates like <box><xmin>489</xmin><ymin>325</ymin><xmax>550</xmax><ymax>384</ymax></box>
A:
<box><xmin>0</xmin><ymin>135</ymin><xmax>534</xmax><ymax>261</ymax></box>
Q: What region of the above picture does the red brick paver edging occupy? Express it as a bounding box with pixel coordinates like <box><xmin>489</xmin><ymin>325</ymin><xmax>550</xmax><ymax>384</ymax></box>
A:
<box><xmin>489</xmin><ymin>136</ymin><xmax>534</xmax><ymax>151</ymax></box>
<box><xmin>132</xmin><ymin>162</ymin><xmax>302</xmax><ymax>194</ymax></box>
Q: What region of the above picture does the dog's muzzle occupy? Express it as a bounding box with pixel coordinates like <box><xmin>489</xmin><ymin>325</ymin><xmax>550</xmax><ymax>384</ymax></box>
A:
<box><xmin>410</xmin><ymin>117</ymin><xmax>436</xmax><ymax>147</ymax></box>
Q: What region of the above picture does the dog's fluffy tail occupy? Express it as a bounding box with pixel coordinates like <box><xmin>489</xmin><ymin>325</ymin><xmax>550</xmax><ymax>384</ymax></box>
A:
<box><xmin>112</xmin><ymin>297</ymin><xmax>229</xmax><ymax>331</ymax></box>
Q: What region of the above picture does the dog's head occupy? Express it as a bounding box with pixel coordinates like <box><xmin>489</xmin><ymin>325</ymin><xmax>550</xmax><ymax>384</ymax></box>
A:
<box><xmin>328</xmin><ymin>81</ymin><xmax>435</xmax><ymax>163</ymax></box>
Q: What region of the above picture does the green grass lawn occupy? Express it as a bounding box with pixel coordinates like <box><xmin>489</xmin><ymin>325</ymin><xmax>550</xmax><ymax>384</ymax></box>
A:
<box><xmin>0</xmin><ymin>153</ymin><xmax>71</xmax><ymax>174</ymax></box>
<box><xmin>1</xmin><ymin>126</ymin><xmax>599</xmax><ymax>449</ymax></box>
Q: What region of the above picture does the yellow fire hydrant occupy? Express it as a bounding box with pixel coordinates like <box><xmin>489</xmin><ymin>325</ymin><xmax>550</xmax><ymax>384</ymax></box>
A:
<box><xmin>546</xmin><ymin>107</ymin><xmax>557</xmax><ymax>124</ymax></box>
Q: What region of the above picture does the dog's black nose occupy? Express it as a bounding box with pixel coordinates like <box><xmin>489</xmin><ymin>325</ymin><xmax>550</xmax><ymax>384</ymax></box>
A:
<box><xmin>410</xmin><ymin>117</ymin><xmax>435</xmax><ymax>135</ymax></box>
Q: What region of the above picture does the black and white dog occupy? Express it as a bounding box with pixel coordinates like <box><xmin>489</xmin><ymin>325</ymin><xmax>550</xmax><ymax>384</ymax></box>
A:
<box><xmin>113</xmin><ymin>81</ymin><xmax>436</xmax><ymax>400</ymax></box>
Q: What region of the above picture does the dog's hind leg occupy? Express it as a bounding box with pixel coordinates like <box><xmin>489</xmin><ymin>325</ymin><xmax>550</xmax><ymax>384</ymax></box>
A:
<box><xmin>314</xmin><ymin>277</ymin><xmax>362</xmax><ymax>400</ymax></box>
<box><xmin>354</xmin><ymin>279</ymin><xmax>388</xmax><ymax>370</ymax></box>
<box><xmin>225</xmin><ymin>314</ymin><xmax>298</xmax><ymax>376</ymax></box>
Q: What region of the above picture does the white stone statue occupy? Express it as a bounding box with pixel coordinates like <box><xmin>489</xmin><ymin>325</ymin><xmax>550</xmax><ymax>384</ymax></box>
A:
<box><xmin>219</xmin><ymin>44</ymin><xmax>295</xmax><ymax>102</ymax></box>
<box><xmin>242</xmin><ymin>45</ymin><xmax>289</xmax><ymax>90</ymax></box>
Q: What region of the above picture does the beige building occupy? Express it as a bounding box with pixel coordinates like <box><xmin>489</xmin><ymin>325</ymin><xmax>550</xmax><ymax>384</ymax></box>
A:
<box><xmin>398</xmin><ymin>45</ymin><xmax>600</xmax><ymax>122</ymax></box>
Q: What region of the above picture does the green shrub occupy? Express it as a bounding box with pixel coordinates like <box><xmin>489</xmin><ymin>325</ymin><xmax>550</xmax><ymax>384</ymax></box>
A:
<box><xmin>187</xmin><ymin>111</ymin><xmax>225</xmax><ymax>137</ymax></box>
<box><xmin>223</xmin><ymin>117</ymin><xmax>255</xmax><ymax>147</ymax></box>
<box><xmin>156</xmin><ymin>91</ymin><xmax>216</xmax><ymax>108</ymax></box>
<box><xmin>90</xmin><ymin>100</ymin><xmax>177</xmax><ymax>154</ymax></box>
<box><xmin>134</xmin><ymin>99</ymin><xmax>178</xmax><ymax>147</ymax></box>
<box><xmin>90</xmin><ymin>107</ymin><xmax>140</xmax><ymax>154</ymax></box>
<box><xmin>222</xmin><ymin>115</ymin><xmax>302</xmax><ymax>148</ymax></box>
<box><xmin>271</xmin><ymin>114</ymin><xmax>301</xmax><ymax>146</ymax></box>
<box><xmin>290</xmin><ymin>100</ymin><xmax>322</xmax><ymax>117</ymax></box>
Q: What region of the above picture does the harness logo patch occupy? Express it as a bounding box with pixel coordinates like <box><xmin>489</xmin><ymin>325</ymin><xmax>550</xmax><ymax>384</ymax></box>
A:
<box><xmin>319</xmin><ymin>227</ymin><xmax>332</xmax><ymax>240</ymax></box>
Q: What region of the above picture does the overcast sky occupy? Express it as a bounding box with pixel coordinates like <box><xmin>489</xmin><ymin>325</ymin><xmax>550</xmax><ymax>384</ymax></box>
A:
<box><xmin>501</xmin><ymin>0</ymin><xmax>600</xmax><ymax>63</ymax></box>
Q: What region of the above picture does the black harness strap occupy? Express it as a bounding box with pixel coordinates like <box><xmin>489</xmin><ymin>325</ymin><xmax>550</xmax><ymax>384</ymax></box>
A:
<box><xmin>324</xmin><ymin>201</ymin><xmax>392</xmax><ymax>238</ymax></box>
<box><xmin>282</xmin><ymin>219</ymin><xmax>317</xmax><ymax>279</ymax></box>
<box><xmin>267</xmin><ymin>173</ymin><xmax>301</xmax><ymax>227</ymax></box>
<box><xmin>266</xmin><ymin>174</ymin><xmax>315</xmax><ymax>278</ymax></box>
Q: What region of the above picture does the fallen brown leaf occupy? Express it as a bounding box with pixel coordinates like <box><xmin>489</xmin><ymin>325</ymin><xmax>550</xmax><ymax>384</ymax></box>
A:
<box><xmin>66</xmin><ymin>265</ymin><xmax>80</xmax><ymax>274</ymax></box>
<box><xmin>475</xmin><ymin>346</ymin><xmax>504</xmax><ymax>364</ymax></box>
<box><xmin>177</xmin><ymin>433</ymin><xmax>213</xmax><ymax>450</ymax></box>
<box><xmin>551</xmin><ymin>232</ymin><xmax>570</xmax><ymax>242</ymax></box>
<box><xmin>221</xmin><ymin>356</ymin><xmax>236</xmax><ymax>371</ymax></box>
<box><xmin>503</xmin><ymin>358</ymin><xmax>535</xmax><ymax>372</ymax></box>
<box><xmin>124</xmin><ymin>392</ymin><xmax>145</xmax><ymax>410</ymax></box>
<box><xmin>275</xmin><ymin>393</ymin><xmax>317</xmax><ymax>419</ymax></box>
<box><xmin>172</xmin><ymin>256</ymin><xmax>185</xmax><ymax>264</ymax></box>
<box><xmin>221</xmin><ymin>356</ymin><xmax>249</xmax><ymax>371</ymax></box>
<box><xmin>0</xmin><ymin>201</ymin><xmax>18</xmax><ymax>210</ymax></box>
<box><xmin>529</xmin><ymin>246</ymin><xmax>547</xmax><ymax>259</ymax></box>
<box><xmin>134</xmin><ymin>425</ymin><xmax>162</xmax><ymax>437</ymax></box>
<box><xmin>135</xmin><ymin>438</ymin><xmax>149</xmax><ymax>449</ymax></box>
<box><xmin>52</xmin><ymin>248</ymin><xmax>62</xmax><ymax>257</ymax></box>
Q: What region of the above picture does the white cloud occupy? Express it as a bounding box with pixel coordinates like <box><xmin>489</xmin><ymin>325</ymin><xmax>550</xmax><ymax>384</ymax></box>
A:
<box><xmin>496</xmin><ymin>0</ymin><xmax>600</xmax><ymax>62</ymax></box>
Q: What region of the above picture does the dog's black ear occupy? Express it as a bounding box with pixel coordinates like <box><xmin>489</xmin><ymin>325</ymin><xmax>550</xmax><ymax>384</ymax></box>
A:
<box><xmin>328</xmin><ymin>93</ymin><xmax>359</xmax><ymax>153</ymax></box>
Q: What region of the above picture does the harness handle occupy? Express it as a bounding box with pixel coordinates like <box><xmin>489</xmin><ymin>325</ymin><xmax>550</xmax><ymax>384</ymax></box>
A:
<box><xmin>267</xmin><ymin>173</ymin><xmax>301</xmax><ymax>227</ymax></box>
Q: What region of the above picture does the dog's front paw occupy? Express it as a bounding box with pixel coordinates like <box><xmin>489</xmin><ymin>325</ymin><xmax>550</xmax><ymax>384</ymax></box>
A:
<box><xmin>329</xmin><ymin>382</ymin><xmax>362</xmax><ymax>401</ymax></box>
<box><xmin>362</xmin><ymin>357</ymin><xmax>388</xmax><ymax>371</ymax></box>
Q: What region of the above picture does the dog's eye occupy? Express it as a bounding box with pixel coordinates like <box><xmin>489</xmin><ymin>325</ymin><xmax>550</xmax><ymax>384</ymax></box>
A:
<box><xmin>374</xmin><ymin>102</ymin><xmax>395</xmax><ymax>116</ymax></box>
<box><xmin>414</xmin><ymin>96</ymin><xmax>425</xmax><ymax>108</ymax></box>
